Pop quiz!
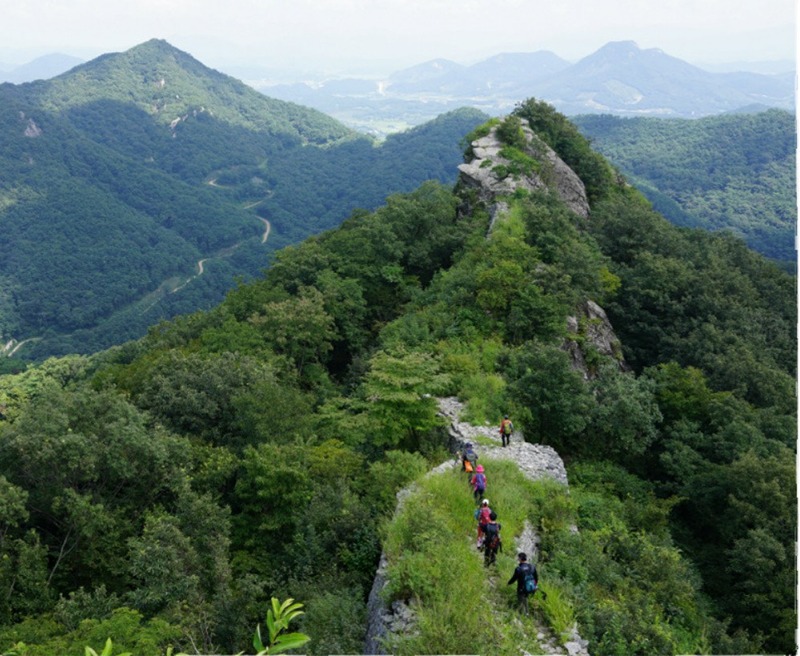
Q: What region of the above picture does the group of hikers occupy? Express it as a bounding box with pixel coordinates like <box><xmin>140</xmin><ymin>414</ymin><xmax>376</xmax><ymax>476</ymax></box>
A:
<box><xmin>458</xmin><ymin>415</ymin><xmax>540</xmax><ymax>615</ymax></box>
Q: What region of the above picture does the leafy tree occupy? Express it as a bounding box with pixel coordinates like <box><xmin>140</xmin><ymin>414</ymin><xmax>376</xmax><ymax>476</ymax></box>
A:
<box><xmin>513</xmin><ymin>98</ymin><xmax>616</xmax><ymax>204</ymax></box>
<box><xmin>503</xmin><ymin>342</ymin><xmax>594</xmax><ymax>450</ymax></box>
<box><xmin>360</xmin><ymin>349</ymin><xmax>451</xmax><ymax>451</ymax></box>
<box><xmin>585</xmin><ymin>363</ymin><xmax>662</xmax><ymax>460</ymax></box>
<box><xmin>249</xmin><ymin>287</ymin><xmax>336</xmax><ymax>377</ymax></box>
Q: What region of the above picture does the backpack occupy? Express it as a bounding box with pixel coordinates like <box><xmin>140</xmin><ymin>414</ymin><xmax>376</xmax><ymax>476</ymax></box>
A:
<box><xmin>523</xmin><ymin>568</ymin><xmax>537</xmax><ymax>594</ymax></box>
<box><xmin>464</xmin><ymin>460</ymin><xmax>474</xmax><ymax>473</ymax></box>
<box><xmin>503</xmin><ymin>420</ymin><xmax>513</xmax><ymax>435</ymax></box>
<box><xmin>473</xmin><ymin>472</ymin><xmax>486</xmax><ymax>490</ymax></box>
<box><xmin>484</xmin><ymin>522</ymin><xmax>500</xmax><ymax>550</ymax></box>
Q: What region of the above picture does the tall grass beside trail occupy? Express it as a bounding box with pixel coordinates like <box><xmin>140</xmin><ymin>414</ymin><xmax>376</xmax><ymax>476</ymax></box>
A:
<box><xmin>381</xmin><ymin>457</ymin><xmax>570</xmax><ymax>655</ymax></box>
<box><xmin>379</xmin><ymin>455</ymin><xmax>714</xmax><ymax>655</ymax></box>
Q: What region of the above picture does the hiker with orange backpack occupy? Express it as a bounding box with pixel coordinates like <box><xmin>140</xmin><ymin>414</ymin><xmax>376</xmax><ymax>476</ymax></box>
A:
<box><xmin>462</xmin><ymin>443</ymin><xmax>478</xmax><ymax>481</ymax></box>
<box><xmin>499</xmin><ymin>414</ymin><xmax>514</xmax><ymax>447</ymax></box>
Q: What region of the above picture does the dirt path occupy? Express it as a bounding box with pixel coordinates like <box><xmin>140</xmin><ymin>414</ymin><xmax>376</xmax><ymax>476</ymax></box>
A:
<box><xmin>258</xmin><ymin>217</ymin><xmax>271</xmax><ymax>243</ymax></box>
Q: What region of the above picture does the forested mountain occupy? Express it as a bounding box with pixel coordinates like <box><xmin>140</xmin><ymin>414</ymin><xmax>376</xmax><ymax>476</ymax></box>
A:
<box><xmin>0</xmin><ymin>101</ymin><xmax>793</xmax><ymax>655</ymax></box>
<box><xmin>0</xmin><ymin>39</ymin><xmax>487</xmax><ymax>361</ymax></box>
<box><xmin>573</xmin><ymin>109</ymin><xmax>797</xmax><ymax>266</ymax></box>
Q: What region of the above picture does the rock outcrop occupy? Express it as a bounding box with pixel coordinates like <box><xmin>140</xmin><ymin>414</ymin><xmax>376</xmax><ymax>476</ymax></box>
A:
<box><xmin>564</xmin><ymin>299</ymin><xmax>629</xmax><ymax>379</ymax></box>
<box><xmin>457</xmin><ymin>119</ymin><xmax>590</xmax><ymax>226</ymax></box>
<box><xmin>458</xmin><ymin>117</ymin><xmax>626</xmax><ymax>379</ymax></box>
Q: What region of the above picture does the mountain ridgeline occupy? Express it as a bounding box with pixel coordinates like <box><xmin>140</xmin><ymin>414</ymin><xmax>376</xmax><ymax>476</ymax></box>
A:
<box><xmin>0</xmin><ymin>97</ymin><xmax>794</xmax><ymax>655</ymax></box>
<box><xmin>0</xmin><ymin>39</ymin><xmax>488</xmax><ymax>361</ymax></box>
<box><xmin>263</xmin><ymin>40</ymin><xmax>795</xmax><ymax>133</ymax></box>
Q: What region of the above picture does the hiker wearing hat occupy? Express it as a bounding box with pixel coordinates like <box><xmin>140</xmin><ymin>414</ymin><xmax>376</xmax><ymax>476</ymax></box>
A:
<box><xmin>470</xmin><ymin>464</ymin><xmax>487</xmax><ymax>503</ymax></box>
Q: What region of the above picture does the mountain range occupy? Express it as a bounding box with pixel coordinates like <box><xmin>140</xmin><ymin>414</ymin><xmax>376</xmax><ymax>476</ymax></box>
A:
<box><xmin>0</xmin><ymin>103</ymin><xmax>793</xmax><ymax>655</ymax></box>
<box><xmin>261</xmin><ymin>41</ymin><xmax>796</xmax><ymax>134</ymax></box>
<box><xmin>2</xmin><ymin>41</ymin><xmax>794</xmax><ymax>137</ymax></box>
<box><xmin>0</xmin><ymin>39</ymin><xmax>487</xmax><ymax>360</ymax></box>
<box><xmin>0</xmin><ymin>53</ymin><xmax>85</xmax><ymax>84</ymax></box>
<box><xmin>0</xmin><ymin>39</ymin><xmax>794</xmax><ymax>364</ymax></box>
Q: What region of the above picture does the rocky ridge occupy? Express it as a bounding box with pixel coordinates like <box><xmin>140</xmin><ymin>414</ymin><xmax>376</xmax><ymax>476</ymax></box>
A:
<box><xmin>457</xmin><ymin>118</ymin><xmax>590</xmax><ymax>228</ymax></box>
<box><xmin>364</xmin><ymin>119</ymin><xmax>607</xmax><ymax>654</ymax></box>
<box><xmin>364</xmin><ymin>398</ymin><xmax>589</xmax><ymax>656</ymax></box>
<box><xmin>458</xmin><ymin>119</ymin><xmax>626</xmax><ymax>379</ymax></box>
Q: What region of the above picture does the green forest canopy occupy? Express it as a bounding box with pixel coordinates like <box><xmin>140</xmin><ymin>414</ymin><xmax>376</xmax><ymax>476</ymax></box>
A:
<box><xmin>573</xmin><ymin>109</ymin><xmax>796</xmax><ymax>266</ymax></box>
<box><xmin>0</xmin><ymin>100</ymin><xmax>794</xmax><ymax>655</ymax></box>
<box><xmin>0</xmin><ymin>39</ymin><xmax>488</xmax><ymax>360</ymax></box>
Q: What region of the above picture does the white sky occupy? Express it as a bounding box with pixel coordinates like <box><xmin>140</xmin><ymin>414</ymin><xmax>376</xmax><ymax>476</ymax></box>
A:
<box><xmin>0</xmin><ymin>0</ymin><xmax>796</xmax><ymax>75</ymax></box>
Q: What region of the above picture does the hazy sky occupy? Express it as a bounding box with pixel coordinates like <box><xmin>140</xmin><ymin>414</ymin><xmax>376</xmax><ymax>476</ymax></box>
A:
<box><xmin>1</xmin><ymin>0</ymin><xmax>796</xmax><ymax>75</ymax></box>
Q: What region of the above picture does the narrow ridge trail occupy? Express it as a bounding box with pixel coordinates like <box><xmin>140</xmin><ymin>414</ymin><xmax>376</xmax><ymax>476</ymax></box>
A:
<box><xmin>365</xmin><ymin>398</ymin><xmax>589</xmax><ymax>655</ymax></box>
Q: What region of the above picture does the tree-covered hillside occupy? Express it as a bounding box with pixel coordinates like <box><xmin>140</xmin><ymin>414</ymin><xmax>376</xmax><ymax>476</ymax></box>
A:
<box><xmin>573</xmin><ymin>110</ymin><xmax>797</xmax><ymax>266</ymax></box>
<box><xmin>0</xmin><ymin>101</ymin><xmax>794</xmax><ymax>655</ymax></box>
<box><xmin>0</xmin><ymin>39</ymin><xmax>488</xmax><ymax>360</ymax></box>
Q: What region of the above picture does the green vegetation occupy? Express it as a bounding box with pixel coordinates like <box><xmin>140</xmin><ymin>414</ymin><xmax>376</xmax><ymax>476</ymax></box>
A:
<box><xmin>573</xmin><ymin>110</ymin><xmax>797</xmax><ymax>265</ymax></box>
<box><xmin>0</xmin><ymin>99</ymin><xmax>793</xmax><ymax>654</ymax></box>
<box><xmin>383</xmin><ymin>460</ymin><xmax>716</xmax><ymax>655</ymax></box>
<box><xmin>252</xmin><ymin>598</ymin><xmax>310</xmax><ymax>655</ymax></box>
<box><xmin>0</xmin><ymin>40</ymin><xmax>487</xmax><ymax>359</ymax></box>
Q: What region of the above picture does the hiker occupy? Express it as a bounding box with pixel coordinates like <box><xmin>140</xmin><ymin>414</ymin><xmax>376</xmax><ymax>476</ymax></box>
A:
<box><xmin>508</xmin><ymin>552</ymin><xmax>538</xmax><ymax>615</ymax></box>
<box><xmin>470</xmin><ymin>464</ymin><xmax>487</xmax><ymax>503</ymax></box>
<box><xmin>483</xmin><ymin>511</ymin><xmax>502</xmax><ymax>566</ymax></box>
<box><xmin>462</xmin><ymin>443</ymin><xmax>478</xmax><ymax>479</ymax></box>
<box><xmin>474</xmin><ymin>499</ymin><xmax>492</xmax><ymax>549</ymax></box>
<box><xmin>499</xmin><ymin>414</ymin><xmax>514</xmax><ymax>447</ymax></box>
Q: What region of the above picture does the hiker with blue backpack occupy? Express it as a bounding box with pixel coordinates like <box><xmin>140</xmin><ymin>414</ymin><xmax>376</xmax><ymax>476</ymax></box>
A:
<box><xmin>508</xmin><ymin>552</ymin><xmax>538</xmax><ymax>615</ymax></box>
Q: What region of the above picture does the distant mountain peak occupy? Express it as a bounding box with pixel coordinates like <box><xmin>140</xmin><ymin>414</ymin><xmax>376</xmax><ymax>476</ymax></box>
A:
<box><xmin>598</xmin><ymin>40</ymin><xmax>641</xmax><ymax>52</ymax></box>
<box><xmin>27</xmin><ymin>40</ymin><xmax>356</xmax><ymax>144</ymax></box>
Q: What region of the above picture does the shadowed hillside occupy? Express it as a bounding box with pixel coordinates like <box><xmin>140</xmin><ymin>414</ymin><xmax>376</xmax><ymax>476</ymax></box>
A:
<box><xmin>0</xmin><ymin>40</ymin><xmax>487</xmax><ymax>359</ymax></box>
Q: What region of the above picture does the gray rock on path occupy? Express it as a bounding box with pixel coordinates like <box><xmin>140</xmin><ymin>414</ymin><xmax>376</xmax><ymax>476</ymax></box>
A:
<box><xmin>438</xmin><ymin>396</ymin><xmax>569</xmax><ymax>487</ymax></box>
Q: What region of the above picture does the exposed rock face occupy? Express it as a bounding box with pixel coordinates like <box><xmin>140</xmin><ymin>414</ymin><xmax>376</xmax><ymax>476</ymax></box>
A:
<box><xmin>457</xmin><ymin>119</ymin><xmax>590</xmax><ymax>223</ymax></box>
<box><xmin>564</xmin><ymin>299</ymin><xmax>629</xmax><ymax>379</ymax></box>
<box><xmin>363</xmin><ymin>398</ymin><xmax>589</xmax><ymax>655</ymax></box>
<box><xmin>24</xmin><ymin>118</ymin><xmax>42</xmax><ymax>137</ymax></box>
<box><xmin>438</xmin><ymin>395</ymin><xmax>569</xmax><ymax>486</ymax></box>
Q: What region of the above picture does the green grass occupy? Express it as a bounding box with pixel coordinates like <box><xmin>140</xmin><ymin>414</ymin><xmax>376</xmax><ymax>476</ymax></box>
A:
<box><xmin>380</xmin><ymin>455</ymin><xmax>714</xmax><ymax>655</ymax></box>
<box><xmin>381</xmin><ymin>458</ymin><xmax>568</xmax><ymax>655</ymax></box>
